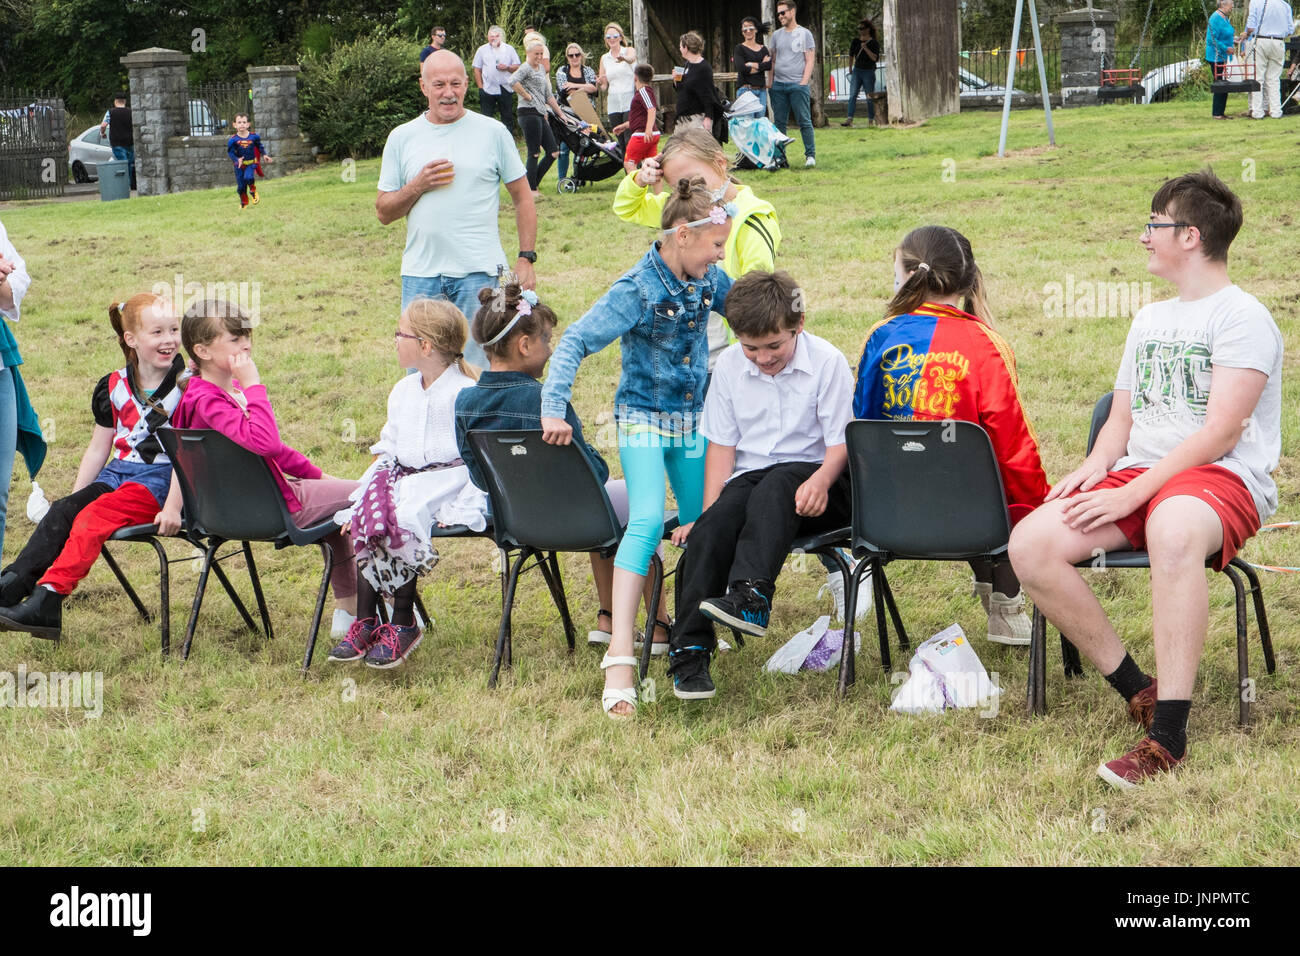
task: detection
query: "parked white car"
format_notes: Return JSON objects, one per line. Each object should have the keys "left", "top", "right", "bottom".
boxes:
{"left": 69, "top": 99, "right": 226, "bottom": 182}
{"left": 1141, "top": 59, "right": 1201, "bottom": 103}
{"left": 827, "top": 64, "right": 1026, "bottom": 100}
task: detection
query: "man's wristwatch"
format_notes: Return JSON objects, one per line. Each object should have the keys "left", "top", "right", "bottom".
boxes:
{"left": 517, "top": 250, "right": 537, "bottom": 264}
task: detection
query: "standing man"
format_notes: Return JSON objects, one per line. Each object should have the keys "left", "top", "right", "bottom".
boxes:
{"left": 770, "top": 0, "right": 817, "bottom": 167}
{"left": 420, "top": 26, "right": 448, "bottom": 63}
{"left": 472, "top": 25, "right": 521, "bottom": 136}
{"left": 98, "top": 92, "right": 136, "bottom": 191}
{"left": 376, "top": 50, "right": 538, "bottom": 370}
{"left": 1241, "top": 0, "right": 1294, "bottom": 118}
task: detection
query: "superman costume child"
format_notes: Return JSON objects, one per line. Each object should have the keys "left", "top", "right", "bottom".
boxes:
{"left": 227, "top": 130, "right": 267, "bottom": 207}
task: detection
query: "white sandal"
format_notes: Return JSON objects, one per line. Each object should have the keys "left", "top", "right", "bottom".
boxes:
{"left": 600, "top": 653, "right": 639, "bottom": 719}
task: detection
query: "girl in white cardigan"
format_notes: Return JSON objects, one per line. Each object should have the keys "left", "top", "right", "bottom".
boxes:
{"left": 329, "top": 299, "right": 487, "bottom": 668}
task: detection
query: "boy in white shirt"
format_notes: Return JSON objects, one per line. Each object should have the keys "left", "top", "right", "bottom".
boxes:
{"left": 667, "top": 270, "right": 854, "bottom": 700}
{"left": 1010, "top": 169, "right": 1283, "bottom": 789}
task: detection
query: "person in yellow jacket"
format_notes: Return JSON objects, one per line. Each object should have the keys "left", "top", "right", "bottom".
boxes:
{"left": 612, "top": 126, "right": 781, "bottom": 369}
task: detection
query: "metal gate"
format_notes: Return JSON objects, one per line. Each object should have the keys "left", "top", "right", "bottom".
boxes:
{"left": 0, "top": 90, "right": 67, "bottom": 201}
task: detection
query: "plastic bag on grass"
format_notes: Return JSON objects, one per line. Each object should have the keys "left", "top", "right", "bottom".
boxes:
{"left": 764, "top": 615, "right": 860, "bottom": 674}
{"left": 889, "top": 623, "right": 1001, "bottom": 715}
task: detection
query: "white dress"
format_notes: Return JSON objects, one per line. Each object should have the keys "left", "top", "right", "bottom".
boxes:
{"left": 338, "top": 366, "right": 489, "bottom": 589}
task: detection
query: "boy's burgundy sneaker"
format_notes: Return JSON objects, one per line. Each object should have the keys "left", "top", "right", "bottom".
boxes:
{"left": 326, "top": 616, "right": 380, "bottom": 663}
{"left": 1097, "top": 737, "right": 1182, "bottom": 790}
{"left": 1127, "top": 678, "right": 1158, "bottom": 729}
{"left": 363, "top": 623, "right": 423, "bottom": 669}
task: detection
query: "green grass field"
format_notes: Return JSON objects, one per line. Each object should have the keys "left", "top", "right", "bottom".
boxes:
{"left": 2, "top": 98, "right": 1298, "bottom": 865}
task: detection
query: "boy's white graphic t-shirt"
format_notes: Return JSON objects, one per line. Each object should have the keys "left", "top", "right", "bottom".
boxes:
{"left": 1114, "top": 283, "right": 1282, "bottom": 521}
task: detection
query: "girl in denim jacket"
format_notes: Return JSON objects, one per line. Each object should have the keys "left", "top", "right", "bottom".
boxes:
{"left": 540, "top": 177, "right": 733, "bottom": 718}
{"left": 454, "top": 282, "right": 668, "bottom": 653}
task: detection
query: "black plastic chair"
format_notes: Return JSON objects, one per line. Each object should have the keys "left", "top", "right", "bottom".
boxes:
{"left": 466, "top": 429, "right": 678, "bottom": 688}
{"left": 158, "top": 429, "right": 339, "bottom": 672}
{"left": 1026, "top": 393, "right": 1275, "bottom": 726}
{"left": 836, "top": 419, "right": 1014, "bottom": 696}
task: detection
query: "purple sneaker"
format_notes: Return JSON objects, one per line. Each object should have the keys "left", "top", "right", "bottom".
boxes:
{"left": 326, "top": 617, "right": 380, "bottom": 663}
{"left": 363, "top": 623, "right": 423, "bottom": 669}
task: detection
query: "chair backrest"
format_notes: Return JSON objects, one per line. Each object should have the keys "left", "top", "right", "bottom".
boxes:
{"left": 1086, "top": 391, "right": 1114, "bottom": 455}
{"left": 847, "top": 419, "right": 1011, "bottom": 560}
{"left": 466, "top": 429, "right": 621, "bottom": 552}
{"left": 159, "top": 429, "right": 296, "bottom": 542}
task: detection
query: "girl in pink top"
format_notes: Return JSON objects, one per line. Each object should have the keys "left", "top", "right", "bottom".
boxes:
{"left": 172, "top": 299, "right": 359, "bottom": 624}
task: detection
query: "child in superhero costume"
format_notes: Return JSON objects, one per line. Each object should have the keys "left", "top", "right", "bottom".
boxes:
{"left": 227, "top": 113, "right": 273, "bottom": 208}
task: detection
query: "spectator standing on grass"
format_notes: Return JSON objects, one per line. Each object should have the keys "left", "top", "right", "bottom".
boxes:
{"left": 673, "top": 31, "right": 718, "bottom": 134}
{"left": 555, "top": 43, "right": 599, "bottom": 183}
{"left": 511, "top": 40, "right": 564, "bottom": 198}
{"left": 420, "top": 26, "right": 448, "bottom": 63}
{"left": 1207, "top": 1, "right": 1238, "bottom": 120}
{"left": 473, "top": 25, "right": 521, "bottom": 136}
{"left": 770, "top": 0, "right": 817, "bottom": 166}
{"left": 0, "top": 220, "right": 44, "bottom": 562}
{"left": 376, "top": 49, "right": 538, "bottom": 372}
{"left": 1242, "top": 0, "right": 1294, "bottom": 118}
{"left": 598, "top": 22, "right": 638, "bottom": 150}
{"left": 840, "top": 19, "right": 879, "bottom": 127}
{"left": 733, "top": 17, "right": 772, "bottom": 117}
{"left": 99, "top": 93, "right": 137, "bottom": 190}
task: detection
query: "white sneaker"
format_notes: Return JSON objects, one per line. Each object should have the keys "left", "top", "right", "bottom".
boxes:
{"left": 330, "top": 608, "right": 356, "bottom": 640}
{"left": 819, "top": 565, "right": 872, "bottom": 622}
{"left": 987, "top": 590, "right": 1032, "bottom": 646}
{"left": 804, "top": 156, "right": 817, "bottom": 168}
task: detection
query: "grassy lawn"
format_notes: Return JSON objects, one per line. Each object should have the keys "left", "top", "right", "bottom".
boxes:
{"left": 1, "top": 98, "right": 1298, "bottom": 865}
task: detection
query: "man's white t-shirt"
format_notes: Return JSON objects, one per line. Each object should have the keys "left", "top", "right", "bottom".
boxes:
{"left": 377, "top": 110, "right": 526, "bottom": 279}
{"left": 1114, "top": 284, "right": 1283, "bottom": 521}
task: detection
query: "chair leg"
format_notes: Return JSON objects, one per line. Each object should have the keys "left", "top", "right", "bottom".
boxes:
{"left": 1027, "top": 605, "right": 1048, "bottom": 716}
{"left": 301, "top": 540, "right": 333, "bottom": 675}
{"left": 811, "top": 548, "right": 854, "bottom": 696}
{"left": 1232, "top": 558, "right": 1275, "bottom": 675}
{"left": 181, "top": 540, "right": 220, "bottom": 660}
{"left": 489, "top": 548, "right": 531, "bottom": 688}
{"left": 414, "top": 592, "right": 431, "bottom": 631}
{"left": 144, "top": 537, "right": 171, "bottom": 657}
{"left": 209, "top": 557, "right": 260, "bottom": 634}
{"left": 242, "top": 541, "right": 275, "bottom": 640}
{"left": 1222, "top": 563, "right": 1251, "bottom": 727}
{"left": 870, "top": 558, "right": 891, "bottom": 674}
{"left": 100, "top": 546, "right": 152, "bottom": 622}
{"left": 878, "top": 568, "right": 909, "bottom": 652}
{"left": 641, "top": 552, "right": 664, "bottom": 682}
{"left": 537, "top": 551, "right": 576, "bottom": 652}
{"left": 1061, "top": 634, "right": 1084, "bottom": 677}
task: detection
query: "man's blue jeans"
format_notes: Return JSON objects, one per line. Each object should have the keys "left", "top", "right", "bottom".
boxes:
{"left": 770, "top": 81, "right": 814, "bottom": 159}
{"left": 111, "top": 145, "right": 137, "bottom": 190}
{"left": 401, "top": 272, "right": 495, "bottom": 370}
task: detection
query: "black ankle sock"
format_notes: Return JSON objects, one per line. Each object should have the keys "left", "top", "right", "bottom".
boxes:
{"left": 1104, "top": 653, "right": 1152, "bottom": 701}
{"left": 391, "top": 581, "right": 417, "bottom": 628}
{"left": 1149, "top": 699, "right": 1191, "bottom": 759}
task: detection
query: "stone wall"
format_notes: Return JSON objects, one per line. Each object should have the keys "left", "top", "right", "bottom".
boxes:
{"left": 1058, "top": 7, "right": 1118, "bottom": 107}
{"left": 122, "top": 48, "right": 314, "bottom": 196}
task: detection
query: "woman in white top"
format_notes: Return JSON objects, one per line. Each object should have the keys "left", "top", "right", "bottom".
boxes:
{"left": 598, "top": 21, "right": 637, "bottom": 150}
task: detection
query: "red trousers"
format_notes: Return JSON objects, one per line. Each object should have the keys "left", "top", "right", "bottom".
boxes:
{"left": 39, "top": 482, "right": 159, "bottom": 595}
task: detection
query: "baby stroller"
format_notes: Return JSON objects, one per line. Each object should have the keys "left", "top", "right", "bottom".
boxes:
{"left": 727, "top": 90, "right": 793, "bottom": 171}
{"left": 548, "top": 106, "right": 625, "bottom": 193}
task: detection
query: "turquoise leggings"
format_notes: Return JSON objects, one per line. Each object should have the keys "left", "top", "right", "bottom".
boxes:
{"left": 615, "top": 428, "right": 706, "bottom": 575}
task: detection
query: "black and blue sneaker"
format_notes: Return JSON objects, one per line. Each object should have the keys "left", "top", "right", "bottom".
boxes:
{"left": 667, "top": 645, "right": 715, "bottom": 700}
{"left": 698, "top": 580, "right": 773, "bottom": 638}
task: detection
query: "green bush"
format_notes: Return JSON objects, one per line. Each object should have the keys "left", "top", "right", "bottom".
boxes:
{"left": 1175, "top": 61, "right": 1212, "bottom": 101}
{"left": 300, "top": 34, "right": 437, "bottom": 159}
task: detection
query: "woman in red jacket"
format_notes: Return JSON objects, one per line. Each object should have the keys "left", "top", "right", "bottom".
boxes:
{"left": 854, "top": 225, "right": 1048, "bottom": 645}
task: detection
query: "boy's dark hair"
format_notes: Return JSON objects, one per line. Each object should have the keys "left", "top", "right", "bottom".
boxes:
{"left": 634, "top": 63, "right": 654, "bottom": 84}
{"left": 725, "top": 270, "right": 804, "bottom": 337}
{"left": 114, "top": 92, "right": 127, "bottom": 103}
{"left": 1151, "top": 168, "right": 1242, "bottom": 263}
{"left": 473, "top": 281, "right": 557, "bottom": 358}
{"left": 234, "top": 112, "right": 248, "bottom": 122}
